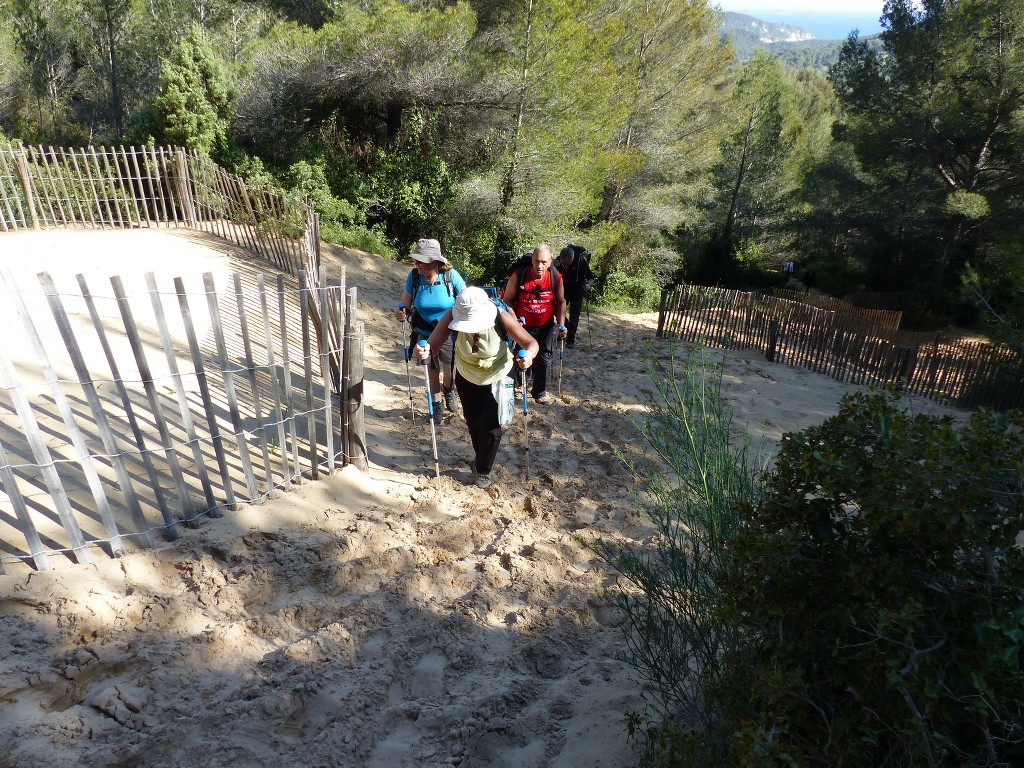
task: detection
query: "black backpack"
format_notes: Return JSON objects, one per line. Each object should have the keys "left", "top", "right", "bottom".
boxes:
{"left": 512, "top": 254, "right": 559, "bottom": 300}
{"left": 560, "top": 244, "right": 590, "bottom": 283}
{"left": 410, "top": 269, "right": 456, "bottom": 303}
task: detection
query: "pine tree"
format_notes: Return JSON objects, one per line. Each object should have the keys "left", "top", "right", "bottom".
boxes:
{"left": 153, "top": 23, "right": 234, "bottom": 155}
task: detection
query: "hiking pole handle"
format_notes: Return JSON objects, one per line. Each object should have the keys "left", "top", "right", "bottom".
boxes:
{"left": 417, "top": 338, "right": 429, "bottom": 366}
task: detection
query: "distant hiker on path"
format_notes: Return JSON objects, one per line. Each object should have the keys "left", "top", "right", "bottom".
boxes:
{"left": 803, "top": 269, "right": 817, "bottom": 294}
{"left": 416, "top": 287, "right": 539, "bottom": 488}
{"left": 557, "top": 245, "right": 595, "bottom": 350}
{"left": 502, "top": 244, "right": 567, "bottom": 404}
{"left": 395, "top": 238, "right": 466, "bottom": 422}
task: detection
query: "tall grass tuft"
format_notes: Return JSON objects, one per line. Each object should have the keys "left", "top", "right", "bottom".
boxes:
{"left": 593, "top": 344, "right": 767, "bottom": 763}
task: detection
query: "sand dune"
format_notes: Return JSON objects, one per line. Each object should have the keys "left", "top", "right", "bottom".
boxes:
{"left": 0, "top": 235, "right": 966, "bottom": 767}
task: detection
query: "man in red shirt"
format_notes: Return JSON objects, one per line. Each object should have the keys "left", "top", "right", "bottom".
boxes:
{"left": 502, "top": 244, "right": 568, "bottom": 404}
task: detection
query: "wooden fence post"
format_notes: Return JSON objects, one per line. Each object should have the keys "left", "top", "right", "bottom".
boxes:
{"left": 13, "top": 151, "right": 39, "bottom": 229}
{"left": 299, "top": 271, "right": 319, "bottom": 480}
{"left": 174, "top": 150, "right": 197, "bottom": 227}
{"left": 276, "top": 274, "right": 301, "bottom": 481}
{"left": 173, "top": 276, "right": 236, "bottom": 512}
{"left": 766, "top": 317, "right": 780, "bottom": 363}
{"left": 346, "top": 318, "right": 368, "bottom": 471}
{"left": 203, "top": 271, "right": 259, "bottom": 499}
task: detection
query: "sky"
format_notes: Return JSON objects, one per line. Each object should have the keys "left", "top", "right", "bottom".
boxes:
{"left": 715, "top": 1, "right": 886, "bottom": 38}
{"left": 716, "top": 1, "right": 883, "bottom": 11}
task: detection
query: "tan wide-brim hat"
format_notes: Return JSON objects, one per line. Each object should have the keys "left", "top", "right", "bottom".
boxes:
{"left": 448, "top": 287, "right": 498, "bottom": 333}
{"left": 410, "top": 238, "right": 447, "bottom": 264}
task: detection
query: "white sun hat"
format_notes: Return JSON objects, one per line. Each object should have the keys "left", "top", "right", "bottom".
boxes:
{"left": 410, "top": 238, "right": 447, "bottom": 264}
{"left": 448, "top": 287, "right": 498, "bottom": 333}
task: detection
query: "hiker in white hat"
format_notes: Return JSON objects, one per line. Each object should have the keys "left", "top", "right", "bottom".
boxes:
{"left": 416, "top": 287, "right": 538, "bottom": 487}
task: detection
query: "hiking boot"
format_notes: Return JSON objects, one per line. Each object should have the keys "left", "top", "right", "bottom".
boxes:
{"left": 443, "top": 387, "right": 458, "bottom": 413}
{"left": 431, "top": 402, "right": 443, "bottom": 425}
{"left": 474, "top": 472, "right": 493, "bottom": 489}
{"left": 534, "top": 391, "right": 550, "bottom": 404}
{"left": 566, "top": 341, "right": 575, "bottom": 349}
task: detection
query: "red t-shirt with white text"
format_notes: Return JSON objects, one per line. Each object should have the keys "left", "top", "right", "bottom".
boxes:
{"left": 512, "top": 267, "right": 560, "bottom": 327}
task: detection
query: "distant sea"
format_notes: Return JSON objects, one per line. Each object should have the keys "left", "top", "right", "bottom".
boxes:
{"left": 750, "top": 14, "right": 884, "bottom": 40}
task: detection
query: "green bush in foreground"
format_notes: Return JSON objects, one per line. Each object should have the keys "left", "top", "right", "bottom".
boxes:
{"left": 720, "top": 392, "right": 1024, "bottom": 767}
{"left": 600, "top": 349, "right": 1024, "bottom": 767}
{"left": 593, "top": 345, "right": 767, "bottom": 762}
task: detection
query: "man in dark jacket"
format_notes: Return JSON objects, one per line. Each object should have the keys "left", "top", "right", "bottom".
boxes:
{"left": 557, "top": 245, "right": 595, "bottom": 349}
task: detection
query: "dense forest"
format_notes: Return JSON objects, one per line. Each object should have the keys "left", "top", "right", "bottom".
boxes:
{"left": 0, "top": 0, "right": 1022, "bottom": 339}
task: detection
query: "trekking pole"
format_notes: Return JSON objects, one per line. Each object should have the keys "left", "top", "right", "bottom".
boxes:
{"left": 557, "top": 325, "right": 565, "bottom": 397}
{"left": 515, "top": 316, "right": 527, "bottom": 394}
{"left": 585, "top": 298, "right": 592, "bottom": 350}
{"left": 518, "top": 349, "right": 529, "bottom": 480}
{"left": 399, "top": 304, "right": 415, "bottom": 422}
{"left": 418, "top": 340, "right": 441, "bottom": 489}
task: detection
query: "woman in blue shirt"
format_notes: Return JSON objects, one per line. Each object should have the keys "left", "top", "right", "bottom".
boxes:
{"left": 394, "top": 238, "right": 466, "bottom": 421}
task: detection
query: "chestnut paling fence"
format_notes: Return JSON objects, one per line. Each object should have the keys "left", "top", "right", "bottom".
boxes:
{"left": 772, "top": 288, "right": 904, "bottom": 329}
{"left": 657, "top": 284, "right": 1024, "bottom": 412}
{"left": 0, "top": 145, "right": 367, "bottom": 572}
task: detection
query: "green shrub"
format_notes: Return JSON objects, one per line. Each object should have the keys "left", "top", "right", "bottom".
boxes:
{"left": 367, "top": 108, "right": 457, "bottom": 249}
{"left": 600, "top": 355, "right": 1024, "bottom": 767}
{"left": 719, "top": 391, "right": 1024, "bottom": 767}
{"left": 153, "top": 25, "right": 235, "bottom": 157}
{"left": 319, "top": 221, "right": 395, "bottom": 257}
{"left": 593, "top": 345, "right": 767, "bottom": 764}
{"left": 602, "top": 265, "right": 663, "bottom": 311}
{"left": 285, "top": 160, "right": 359, "bottom": 227}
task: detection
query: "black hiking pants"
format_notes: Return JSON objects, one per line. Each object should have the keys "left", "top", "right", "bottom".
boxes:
{"left": 524, "top": 319, "right": 555, "bottom": 397}
{"left": 565, "top": 291, "right": 584, "bottom": 346}
{"left": 455, "top": 371, "right": 503, "bottom": 475}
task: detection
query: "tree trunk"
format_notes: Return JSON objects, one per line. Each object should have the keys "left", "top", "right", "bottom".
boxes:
{"left": 105, "top": 7, "right": 124, "bottom": 136}
{"left": 492, "top": 0, "right": 535, "bottom": 275}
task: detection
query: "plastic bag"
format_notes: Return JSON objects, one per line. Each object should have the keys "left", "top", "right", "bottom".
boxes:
{"left": 492, "top": 375, "right": 515, "bottom": 426}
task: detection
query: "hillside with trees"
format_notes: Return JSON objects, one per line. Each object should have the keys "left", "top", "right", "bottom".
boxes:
{"left": 719, "top": 11, "right": 884, "bottom": 71}
{"left": 0, "top": 0, "right": 1021, "bottom": 335}
{"left": 2, "top": 3, "right": 1022, "bottom": 767}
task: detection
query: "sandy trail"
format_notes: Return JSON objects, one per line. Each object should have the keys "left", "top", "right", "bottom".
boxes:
{"left": 0, "top": 234, "right": 966, "bottom": 768}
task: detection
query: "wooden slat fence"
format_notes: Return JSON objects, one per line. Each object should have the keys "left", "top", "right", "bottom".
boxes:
{"left": 0, "top": 143, "right": 348, "bottom": 393}
{"left": 658, "top": 284, "right": 1024, "bottom": 412}
{"left": 773, "top": 288, "right": 903, "bottom": 329}
{"left": 844, "top": 290, "right": 915, "bottom": 314}
{"left": 0, "top": 266, "right": 367, "bottom": 573}
{"left": 0, "top": 144, "right": 370, "bottom": 572}
{"left": 0, "top": 144, "right": 315, "bottom": 279}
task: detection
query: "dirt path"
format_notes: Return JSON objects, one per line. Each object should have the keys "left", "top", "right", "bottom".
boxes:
{"left": 0, "top": 235, "right": 968, "bottom": 768}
